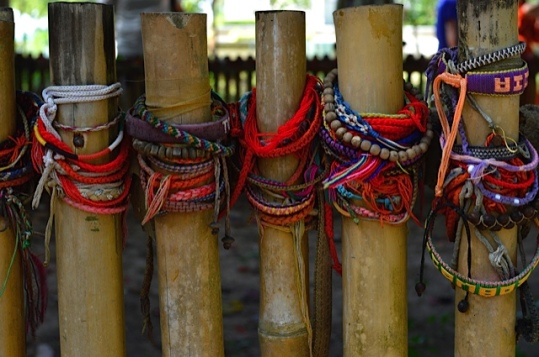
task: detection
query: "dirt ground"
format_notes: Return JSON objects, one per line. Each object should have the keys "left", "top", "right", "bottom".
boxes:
{"left": 25, "top": 187, "right": 539, "bottom": 357}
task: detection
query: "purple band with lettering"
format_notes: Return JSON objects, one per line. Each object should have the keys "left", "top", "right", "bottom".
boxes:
{"left": 465, "top": 62, "right": 529, "bottom": 96}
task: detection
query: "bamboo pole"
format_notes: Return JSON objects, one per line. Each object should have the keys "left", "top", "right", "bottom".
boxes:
{"left": 48, "top": 3, "right": 126, "bottom": 356}
{"left": 455, "top": 2, "right": 520, "bottom": 355}
{"left": 0, "top": 7, "right": 25, "bottom": 357}
{"left": 140, "top": 13, "right": 224, "bottom": 356}
{"left": 255, "top": 10, "right": 311, "bottom": 356}
{"left": 333, "top": 5, "right": 407, "bottom": 356}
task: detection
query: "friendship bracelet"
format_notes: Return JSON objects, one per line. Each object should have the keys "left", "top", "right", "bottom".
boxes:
{"left": 424, "top": 200, "right": 539, "bottom": 298}
{"left": 426, "top": 235, "right": 539, "bottom": 297}
{"left": 332, "top": 198, "right": 409, "bottom": 224}
{"left": 132, "top": 138, "right": 212, "bottom": 159}
{"left": 146, "top": 154, "right": 214, "bottom": 177}
{"left": 34, "top": 114, "right": 125, "bottom": 162}
{"left": 456, "top": 42, "right": 527, "bottom": 74}
{"left": 127, "top": 92, "right": 230, "bottom": 143}
{"left": 451, "top": 135, "right": 528, "bottom": 160}
{"left": 128, "top": 93, "right": 232, "bottom": 156}
{"left": 466, "top": 61, "right": 529, "bottom": 96}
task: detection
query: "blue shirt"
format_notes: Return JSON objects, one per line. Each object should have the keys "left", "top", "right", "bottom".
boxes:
{"left": 436, "top": 0, "right": 458, "bottom": 50}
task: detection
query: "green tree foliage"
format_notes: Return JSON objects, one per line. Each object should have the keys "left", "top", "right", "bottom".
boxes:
{"left": 10, "top": 0, "right": 85, "bottom": 18}
{"left": 401, "top": 0, "right": 437, "bottom": 26}
{"left": 270, "top": 0, "right": 310, "bottom": 9}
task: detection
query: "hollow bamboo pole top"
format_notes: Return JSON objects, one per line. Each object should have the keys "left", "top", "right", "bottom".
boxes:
{"left": 334, "top": 5, "right": 403, "bottom": 114}
{"left": 48, "top": 2, "right": 117, "bottom": 152}
{"left": 455, "top": 1, "right": 519, "bottom": 356}
{"left": 141, "top": 12, "right": 211, "bottom": 123}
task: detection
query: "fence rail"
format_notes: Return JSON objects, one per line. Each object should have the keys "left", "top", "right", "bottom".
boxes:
{"left": 15, "top": 53, "right": 430, "bottom": 105}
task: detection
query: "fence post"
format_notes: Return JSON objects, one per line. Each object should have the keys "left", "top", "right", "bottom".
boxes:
{"left": 255, "top": 10, "right": 311, "bottom": 356}
{"left": 47, "top": 3, "right": 126, "bottom": 356}
{"left": 455, "top": 2, "right": 520, "bottom": 355}
{"left": 333, "top": 5, "right": 408, "bottom": 356}
{"left": 139, "top": 12, "right": 225, "bottom": 356}
{"left": 0, "top": 7, "right": 24, "bottom": 357}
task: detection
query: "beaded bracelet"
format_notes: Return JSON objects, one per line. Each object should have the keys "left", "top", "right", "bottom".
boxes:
{"left": 466, "top": 201, "right": 539, "bottom": 231}
{"left": 322, "top": 68, "right": 433, "bottom": 163}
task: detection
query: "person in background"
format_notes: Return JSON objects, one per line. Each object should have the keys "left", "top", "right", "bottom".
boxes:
{"left": 436, "top": 0, "right": 457, "bottom": 50}
{"left": 519, "top": 0, "right": 539, "bottom": 104}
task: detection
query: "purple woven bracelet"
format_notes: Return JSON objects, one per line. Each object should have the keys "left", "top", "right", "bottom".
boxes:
{"left": 320, "top": 127, "right": 361, "bottom": 159}
{"left": 466, "top": 62, "right": 529, "bottom": 96}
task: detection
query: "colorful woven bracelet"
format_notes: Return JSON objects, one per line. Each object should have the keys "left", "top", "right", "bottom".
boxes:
{"left": 466, "top": 61, "right": 529, "bottom": 96}
{"left": 426, "top": 234, "right": 539, "bottom": 297}
{"left": 424, "top": 206, "right": 539, "bottom": 297}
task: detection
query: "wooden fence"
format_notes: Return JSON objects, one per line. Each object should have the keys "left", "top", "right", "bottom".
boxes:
{"left": 15, "top": 53, "right": 430, "bottom": 106}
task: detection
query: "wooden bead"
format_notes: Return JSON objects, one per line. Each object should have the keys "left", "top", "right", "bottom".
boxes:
{"left": 330, "top": 120, "right": 342, "bottom": 130}
{"left": 482, "top": 214, "right": 496, "bottom": 229}
{"left": 419, "top": 142, "right": 429, "bottom": 153}
{"left": 323, "top": 87, "right": 334, "bottom": 96}
{"left": 351, "top": 136, "right": 362, "bottom": 148}
{"left": 323, "top": 94, "right": 334, "bottom": 104}
{"left": 380, "top": 148, "right": 390, "bottom": 160}
{"left": 336, "top": 127, "right": 347, "bottom": 139}
{"left": 324, "top": 103, "right": 335, "bottom": 112}
{"left": 426, "top": 129, "right": 434, "bottom": 139}
{"left": 157, "top": 145, "right": 167, "bottom": 158}
{"left": 398, "top": 150, "right": 408, "bottom": 162}
{"left": 369, "top": 144, "right": 381, "bottom": 156}
{"left": 467, "top": 211, "right": 481, "bottom": 225}
{"left": 181, "top": 148, "right": 189, "bottom": 159}
{"left": 497, "top": 214, "right": 510, "bottom": 227}
{"left": 360, "top": 139, "right": 372, "bottom": 152}
{"left": 389, "top": 151, "right": 399, "bottom": 162}
{"left": 510, "top": 210, "right": 524, "bottom": 224}
{"left": 325, "top": 111, "right": 337, "bottom": 123}
{"left": 406, "top": 148, "right": 416, "bottom": 160}
{"left": 342, "top": 132, "right": 353, "bottom": 143}
{"left": 413, "top": 145, "right": 422, "bottom": 156}
{"left": 521, "top": 205, "right": 536, "bottom": 219}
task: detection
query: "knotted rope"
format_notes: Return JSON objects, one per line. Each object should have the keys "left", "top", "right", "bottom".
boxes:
{"left": 31, "top": 83, "right": 130, "bottom": 265}
{"left": 229, "top": 74, "right": 332, "bottom": 356}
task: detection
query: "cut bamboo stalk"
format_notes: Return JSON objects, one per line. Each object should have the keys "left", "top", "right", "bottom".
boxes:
{"left": 0, "top": 7, "right": 25, "bottom": 357}
{"left": 333, "top": 5, "right": 407, "bottom": 356}
{"left": 255, "top": 10, "right": 311, "bottom": 357}
{"left": 455, "top": 2, "right": 520, "bottom": 356}
{"left": 140, "top": 13, "right": 224, "bottom": 356}
{"left": 48, "top": 3, "right": 126, "bottom": 356}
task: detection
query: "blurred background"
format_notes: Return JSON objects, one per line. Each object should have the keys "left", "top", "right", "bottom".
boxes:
{"left": 5, "top": 0, "right": 439, "bottom": 59}
{"left": 2, "top": 0, "right": 442, "bottom": 109}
